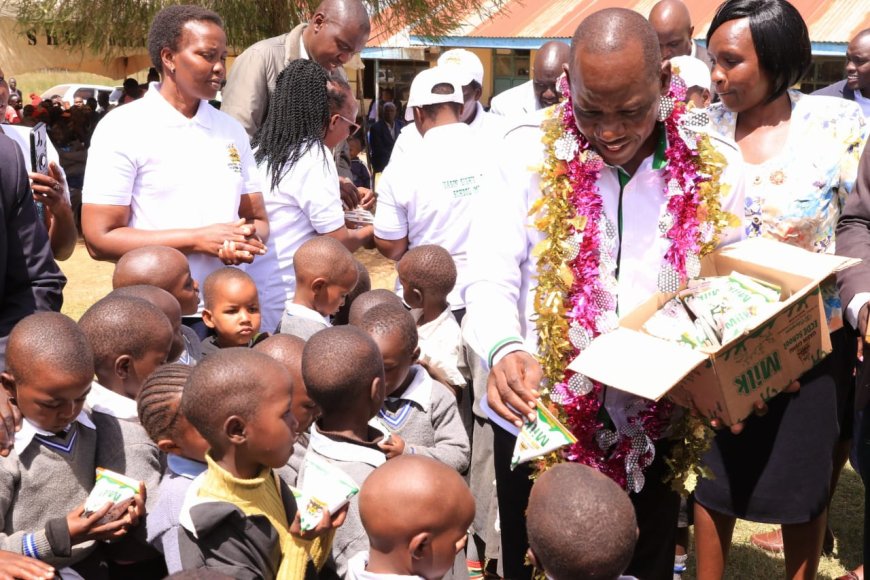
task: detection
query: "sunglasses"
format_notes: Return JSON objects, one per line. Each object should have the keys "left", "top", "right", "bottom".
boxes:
{"left": 335, "top": 113, "right": 360, "bottom": 134}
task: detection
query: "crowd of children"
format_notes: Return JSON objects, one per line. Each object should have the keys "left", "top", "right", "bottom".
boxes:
{"left": 0, "top": 236, "right": 640, "bottom": 580}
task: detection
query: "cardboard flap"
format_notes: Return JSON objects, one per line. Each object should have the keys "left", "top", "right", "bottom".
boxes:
{"left": 569, "top": 328, "right": 708, "bottom": 401}
{"left": 717, "top": 239, "right": 860, "bottom": 283}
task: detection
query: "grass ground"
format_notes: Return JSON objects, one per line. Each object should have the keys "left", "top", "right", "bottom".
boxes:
{"left": 59, "top": 241, "right": 864, "bottom": 579}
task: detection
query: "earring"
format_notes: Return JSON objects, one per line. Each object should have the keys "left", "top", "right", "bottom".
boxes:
{"left": 658, "top": 95, "right": 675, "bottom": 122}
{"left": 169, "top": 66, "right": 175, "bottom": 75}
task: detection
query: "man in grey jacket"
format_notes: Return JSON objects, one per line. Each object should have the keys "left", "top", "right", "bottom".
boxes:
{"left": 222, "top": 0, "right": 370, "bottom": 140}
{"left": 222, "top": 0, "right": 371, "bottom": 207}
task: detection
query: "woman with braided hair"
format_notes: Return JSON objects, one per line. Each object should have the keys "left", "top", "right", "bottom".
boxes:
{"left": 247, "top": 59, "right": 374, "bottom": 332}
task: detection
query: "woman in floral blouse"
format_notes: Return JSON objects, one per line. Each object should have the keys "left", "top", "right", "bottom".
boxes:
{"left": 694, "top": 1, "right": 866, "bottom": 579}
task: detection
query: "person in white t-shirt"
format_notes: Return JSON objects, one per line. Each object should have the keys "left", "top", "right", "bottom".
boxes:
{"left": 389, "top": 49, "right": 506, "bottom": 168}
{"left": 374, "top": 66, "right": 495, "bottom": 318}
{"left": 82, "top": 6, "right": 268, "bottom": 335}
{"left": 244, "top": 59, "right": 374, "bottom": 333}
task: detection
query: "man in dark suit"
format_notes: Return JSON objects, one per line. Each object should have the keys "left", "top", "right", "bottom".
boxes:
{"left": 814, "top": 28, "right": 870, "bottom": 117}
{"left": 835, "top": 134, "right": 870, "bottom": 580}
{"left": 369, "top": 102, "right": 403, "bottom": 174}
{"left": 648, "top": 0, "right": 710, "bottom": 69}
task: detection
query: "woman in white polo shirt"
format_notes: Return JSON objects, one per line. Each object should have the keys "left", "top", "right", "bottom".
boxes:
{"left": 82, "top": 5, "right": 268, "bottom": 334}
{"left": 245, "top": 59, "right": 373, "bottom": 333}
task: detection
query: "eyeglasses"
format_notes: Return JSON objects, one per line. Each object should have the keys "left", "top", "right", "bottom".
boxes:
{"left": 335, "top": 113, "right": 360, "bottom": 134}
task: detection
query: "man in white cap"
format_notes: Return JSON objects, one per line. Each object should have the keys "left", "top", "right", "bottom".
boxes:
{"left": 389, "top": 49, "right": 505, "bottom": 166}
{"left": 670, "top": 54, "right": 711, "bottom": 108}
{"left": 373, "top": 65, "right": 494, "bottom": 318}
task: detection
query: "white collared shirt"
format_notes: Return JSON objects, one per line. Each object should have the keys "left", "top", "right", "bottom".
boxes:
{"left": 283, "top": 302, "right": 331, "bottom": 326}
{"left": 308, "top": 423, "right": 387, "bottom": 468}
{"left": 83, "top": 82, "right": 261, "bottom": 311}
{"left": 387, "top": 365, "right": 432, "bottom": 411}
{"left": 245, "top": 146, "right": 344, "bottom": 333}
{"left": 85, "top": 381, "right": 139, "bottom": 422}
{"left": 412, "top": 309, "right": 466, "bottom": 387}
{"left": 489, "top": 80, "right": 539, "bottom": 119}
{"left": 345, "top": 551, "right": 425, "bottom": 580}
{"left": 14, "top": 411, "right": 95, "bottom": 455}
{"left": 463, "top": 110, "right": 744, "bottom": 431}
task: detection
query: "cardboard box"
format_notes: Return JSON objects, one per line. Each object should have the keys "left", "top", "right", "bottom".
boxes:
{"left": 569, "top": 238, "right": 858, "bottom": 425}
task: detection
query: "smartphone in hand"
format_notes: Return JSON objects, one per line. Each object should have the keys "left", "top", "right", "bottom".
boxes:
{"left": 29, "top": 123, "right": 48, "bottom": 222}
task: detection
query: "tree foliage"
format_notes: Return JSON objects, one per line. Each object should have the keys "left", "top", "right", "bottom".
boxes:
{"left": 11, "top": 0, "right": 505, "bottom": 56}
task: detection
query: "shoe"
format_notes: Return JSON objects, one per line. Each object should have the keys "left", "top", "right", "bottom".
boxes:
{"left": 750, "top": 528, "right": 783, "bottom": 553}
{"left": 751, "top": 526, "right": 835, "bottom": 555}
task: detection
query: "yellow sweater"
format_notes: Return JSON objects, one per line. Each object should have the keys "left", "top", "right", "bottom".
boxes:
{"left": 198, "top": 455, "right": 332, "bottom": 579}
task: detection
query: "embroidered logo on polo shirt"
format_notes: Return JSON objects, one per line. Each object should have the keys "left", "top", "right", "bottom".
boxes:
{"left": 226, "top": 143, "right": 242, "bottom": 174}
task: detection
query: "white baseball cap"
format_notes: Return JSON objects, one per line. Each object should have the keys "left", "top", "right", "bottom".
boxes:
{"left": 437, "top": 48, "right": 484, "bottom": 87}
{"left": 670, "top": 55, "right": 711, "bottom": 91}
{"left": 404, "top": 67, "right": 464, "bottom": 121}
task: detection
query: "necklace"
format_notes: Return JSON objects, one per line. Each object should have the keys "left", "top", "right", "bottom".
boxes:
{"left": 533, "top": 76, "right": 731, "bottom": 493}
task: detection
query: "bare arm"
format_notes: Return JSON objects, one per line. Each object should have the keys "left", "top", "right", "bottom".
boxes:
{"left": 238, "top": 192, "right": 269, "bottom": 245}
{"left": 374, "top": 235, "right": 408, "bottom": 261}
{"left": 323, "top": 224, "right": 374, "bottom": 253}
{"left": 81, "top": 204, "right": 265, "bottom": 262}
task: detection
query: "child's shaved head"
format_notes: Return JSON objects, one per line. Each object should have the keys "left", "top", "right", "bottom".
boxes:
{"left": 397, "top": 245, "right": 457, "bottom": 299}
{"left": 113, "top": 245, "right": 199, "bottom": 315}
{"left": 182, "top": 349, "right": 288, "bottom": 448}
{"left": 360, "top": 302, "right": 418, "bottom": 355}
{"left": 301, "top": 326, "right": 383, "bottom": 417}
{"left": 78, "top": 295, "right": 173, "bottom": 372}
{"left": 202, "top": 267, "right": 257, "bottom": 311}
{"left": 333, "top": 259, "right": 372, "bottom": 326}
{"left": 6, "top": 312, "right": 93, "bottom": 384}
{"left": 348, "top": 289, "right": 404, "bottom": 327}
{"left": 294, "top": 236, "right": 357, "bottom": 285}
{"left": 360, "top": 455, "right": 474, "bottom": 578}
{"left": 527, "top": 463, "right": 637, "bottom": 580}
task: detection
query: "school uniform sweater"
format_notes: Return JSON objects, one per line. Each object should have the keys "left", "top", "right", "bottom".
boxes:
{"left": 148, "top": 455, "right": 206, "bottom": 574}
{"left": 279, "top": 303, "right": 330, "bottom": 340}
{"left": 379, "top": 366, "right": 470, "bottom": 473}
{"left": 179, "top": 455, "right": 331, "bottom": 580}
{"left": 300, "top": 424, "right": 387, "bottom": 578}
{"left": 0, "top": 413, "right": 97, "bottom": 566}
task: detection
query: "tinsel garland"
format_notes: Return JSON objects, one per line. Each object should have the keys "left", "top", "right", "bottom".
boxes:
{"left": 532, "top": 78, "right": 731, "bottom": 494}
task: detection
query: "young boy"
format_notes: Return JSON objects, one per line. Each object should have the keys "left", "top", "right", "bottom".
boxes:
{"left": 348, "top": 455, "right": 475, "bottom": 580}
{"left": 254, "top": 334, "right": 321, "bottom": 483}
{"left": 0, "top": 313, "right": 143, "bottom": 576}
{"left": 300, "top": 326, "right": 387, "bottom": 577}
{"left": 177, "top": 349, "right": 339, "bottom": 579}
{"left": 78, "top": 294, "right": 174, "bottom": 575}
{"left": 200, "top": 267, "right": 266, "bottom": 355}
{"left": 79, "top": 295, "right": 173, "bottom": 421}
{"left": 280, "top": 237, "right": 358, "bottom": 339}
{"left": 333, "top": 259, "right": 372, "bottom": 326}
{"left": 526, "top": 463, "right": 639, "bottom": 580}
{"left": 396, "top": 245, "right": 467, "bottom": 388}
{"left": 347, "top": 289, "right": 404, "bottom": 327}
{"left": 112, "top": 245, "right": 202, "bottom": 363}
{"left": 359, "top": 303, "right": 469, "bottom": 474}
{"left": 112, "top": 284, "right": 194, "bottom": 365}
{"left": 138, "top": 363, "right": 209, "bottom": 574}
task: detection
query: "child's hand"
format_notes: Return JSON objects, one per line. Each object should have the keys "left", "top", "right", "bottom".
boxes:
{"left": 289, "top": 504, "right": 349, "bottom": 540}
{"left": 0, "top": 390, "right": 22, "bottom": 457}
{"left": 0, "top": 550, "right": 55, "bottom": 580}
{"left": 67, "top": 485, "right": 146, "bottom": 544}
{"left": 379, "top": 433, "right": 405, "bottom": 458}
{"left": 66, "top": 503, "right": 130, "bottom": 544}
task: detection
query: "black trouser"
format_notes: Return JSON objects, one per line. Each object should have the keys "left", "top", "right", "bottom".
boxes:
{"left": 492, "top": 422, "right": 681, "bottom": 580}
